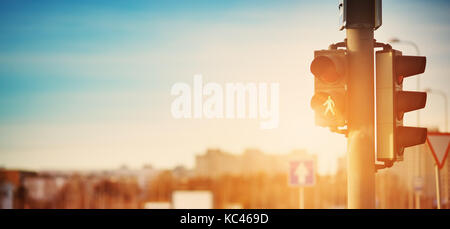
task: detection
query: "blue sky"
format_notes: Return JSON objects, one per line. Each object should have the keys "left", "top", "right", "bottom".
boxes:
{"left": 0, "top": 0, "right": 449, "bottom": 173}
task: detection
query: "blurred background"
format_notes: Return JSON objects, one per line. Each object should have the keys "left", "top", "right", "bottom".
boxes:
{"left": 0, "top": 0, "right": 449, "bottom": 209}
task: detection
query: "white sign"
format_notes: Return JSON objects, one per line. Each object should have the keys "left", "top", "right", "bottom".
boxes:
{"left": 427, "top": 132, "right": 450, "bottom": 169}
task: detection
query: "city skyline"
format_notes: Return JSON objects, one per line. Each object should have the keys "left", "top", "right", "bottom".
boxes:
{"left": 0, "top": 0, "right": 449, "bottom": 172}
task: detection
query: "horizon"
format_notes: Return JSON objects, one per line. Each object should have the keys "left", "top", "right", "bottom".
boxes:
{"left": 1, "top": 0, "right": 449, "bottom": 176}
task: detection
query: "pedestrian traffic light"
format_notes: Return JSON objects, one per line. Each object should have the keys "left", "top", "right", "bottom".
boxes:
{"left": 310, "top": 49, "right": 348, "bottom": 129}
{"left": 376, "top": 49, "right": 427, "bottom": 163}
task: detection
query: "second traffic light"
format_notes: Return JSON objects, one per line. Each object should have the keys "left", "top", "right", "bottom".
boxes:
{"left": 310, "top": 49, "right": 348, "bottom": 129}
{"left": 376, "top": 49, "right": 427, "bottom": 163}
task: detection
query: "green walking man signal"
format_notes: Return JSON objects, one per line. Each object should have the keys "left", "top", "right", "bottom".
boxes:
{"left": 323, "top": 96, "right": 336, "bottom": 116}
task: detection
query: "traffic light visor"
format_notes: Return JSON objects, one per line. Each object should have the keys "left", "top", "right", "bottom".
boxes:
{"left": 395, "top": 56, "right": 426, "bottom": 78}
{"left": 397, "top": 126, "right": 427, "bottom": 148}
{"left": 397, "top": 91, "right": 427, "bottom": 120}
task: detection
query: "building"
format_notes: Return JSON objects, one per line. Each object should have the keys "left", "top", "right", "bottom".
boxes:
{"left": 0, "top": 169, "right": 37, "bottom": 209}
{"left": 195, "top": 148, "right": 317, "bottom": 177}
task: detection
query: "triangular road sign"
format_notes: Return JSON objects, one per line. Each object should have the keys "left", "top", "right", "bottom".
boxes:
{"left": 426, "top": 132, "right": 450, "bottom": 169}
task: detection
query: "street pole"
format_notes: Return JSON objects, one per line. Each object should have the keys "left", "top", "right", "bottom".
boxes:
{"left": 415, "top": 190, "right": 421, "bottom": 209}
{"left": 299, "top": 187, "right": 304, "bottom": 209}
{"left": 346, "top": 27, "right": 376, "bottom": 209}
{"left": 435, "top": 164, "right": 441, "bottom": 209}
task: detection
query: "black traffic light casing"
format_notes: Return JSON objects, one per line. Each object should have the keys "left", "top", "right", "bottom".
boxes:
{"left": 339, "top": 0, "right": 382, "bottom": 31}
{"left": 310, "top": 49, "right": 348, "bottom": 128}
{"left": 376, "top": 49, "right": 427, "bottom": 162}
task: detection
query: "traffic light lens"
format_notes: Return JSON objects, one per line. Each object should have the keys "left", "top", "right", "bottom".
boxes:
{"left": 310, "top": 56, "right": 340, "bottom": 83}
{"left": 311, "top": 92, "right": 342, "bottom": 120}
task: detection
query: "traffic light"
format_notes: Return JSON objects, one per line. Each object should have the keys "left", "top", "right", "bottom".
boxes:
{"left": 376, "top": 49, "right": 427, "bottom": 163}
{"left": 310, "top": 49, "right": 348, "bottom": 128}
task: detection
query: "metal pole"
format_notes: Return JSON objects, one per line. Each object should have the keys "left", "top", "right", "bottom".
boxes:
{"left": 415, "top": 192, "right": 421, "bottom": 209}
{"left": 299, "top": 187, "right": 305, "bottom": 209}
{"left": 346, "top": 27, "right": 376, "bottom": 209}
{"left": 299, "top": 187, "right": 304, "bottom": 209}
{"left": 435, "top": 164, "right": 441, "bottom": 209}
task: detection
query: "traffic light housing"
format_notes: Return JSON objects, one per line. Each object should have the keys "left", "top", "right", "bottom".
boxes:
{"left": 310, "top": 49, "right": 348, "bottom": 128}
{"left": 376, "top": 49, "right": 427, "bottom": 163}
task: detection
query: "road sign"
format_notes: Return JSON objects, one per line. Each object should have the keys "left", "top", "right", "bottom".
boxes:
{"left": 426, "top": 132, "right": 450, "bottom": 169}
{"left": 289, "top": 159, "right": 315, "bottom": 186}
